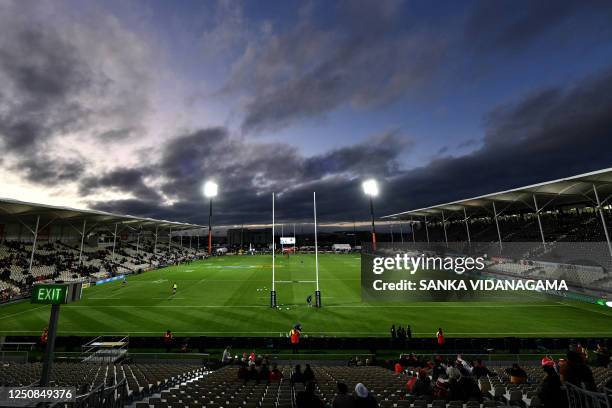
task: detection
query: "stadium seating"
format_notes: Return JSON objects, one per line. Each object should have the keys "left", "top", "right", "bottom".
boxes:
{"left": 128, "top": 360, "right": 612, "bottom": 408}
{"left": 0, "top": 238, "right": 207, "bottom": 302}
{"left": 0, "top": 361, "right": 205, "bottom": 406}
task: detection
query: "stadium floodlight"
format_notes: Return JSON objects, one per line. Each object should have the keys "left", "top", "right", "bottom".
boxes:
{"left": 203, "top": 181, "right": 218, "bottom": 255}
{"left": 362, "top": 179, "right": 378, "bottom": 250}
{"left": 203, "top": 181, "right": 218, "bottom": 198}
{"left": 362, "top": 179, "right": 379, "bottom": 196}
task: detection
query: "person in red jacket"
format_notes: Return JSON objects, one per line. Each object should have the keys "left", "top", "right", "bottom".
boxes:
{"left": 40, "top": 327, "right": 48, "bottom": 350}
{"left": 436, "top": 328, "right": 445, "bottom": 349}
{"left": 290, "top": 324, "right": 301, "bottom": 354}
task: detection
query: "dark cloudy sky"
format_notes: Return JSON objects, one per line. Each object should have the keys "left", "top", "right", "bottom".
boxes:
{"left": 1, "top": 0, "right": 612, "bottom": 226}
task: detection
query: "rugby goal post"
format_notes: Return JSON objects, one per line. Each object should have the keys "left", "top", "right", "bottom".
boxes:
{"left": 270, "top": 192, "right": 321, "bottom": 308}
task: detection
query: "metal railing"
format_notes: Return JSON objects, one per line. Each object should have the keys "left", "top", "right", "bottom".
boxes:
{"left": 566, "top": 382, "right": 611, "bottom": 408}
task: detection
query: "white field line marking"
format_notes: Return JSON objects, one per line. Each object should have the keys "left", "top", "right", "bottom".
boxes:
{"left": 0, "top": 305, "right": 47, "bottom": 320}
{"left": 55, "top": 304, "right": 575, "bottom": 308}
{"left": 0, "top": 330, "right": 611, "bottom": 336}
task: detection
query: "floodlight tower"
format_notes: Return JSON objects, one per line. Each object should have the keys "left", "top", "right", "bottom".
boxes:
{"left": 362, "top": 179, "right": 379, "bottom": 251}
{"left": 203, "top": 181, "right": 218, "bottom": 255}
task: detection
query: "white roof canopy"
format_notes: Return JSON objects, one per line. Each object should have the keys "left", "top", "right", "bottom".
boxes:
{"left": 383, "top": 167, "right": 612, "bottom": 220}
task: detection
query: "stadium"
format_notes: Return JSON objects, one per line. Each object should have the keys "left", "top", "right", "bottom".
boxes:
{"left": 0, "top": 169, "right": 611, "bottom": 407}
{"left": 2, "top": 1, "right": 612, "bottom": 407}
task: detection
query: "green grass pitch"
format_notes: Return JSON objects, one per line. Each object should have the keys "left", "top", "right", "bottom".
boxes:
{"left": 0, "top": 254, "right": 611, "bottom": 337}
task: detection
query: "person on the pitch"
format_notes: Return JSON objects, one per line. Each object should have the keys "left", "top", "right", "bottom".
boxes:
{"left": 122, "top": 276, "right": 127, "bottom": 286}
{"left": 172, "top": 282, "right": 177, "bottom": 296}
{"left": 306, "top": 294, "right": 313, "bottom": 307}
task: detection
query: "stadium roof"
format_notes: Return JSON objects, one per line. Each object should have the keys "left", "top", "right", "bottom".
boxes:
{"left": 0, "top": 197, "right": 203, "bottom": 230}
{"left": 383, "top": 167, "right": 612, "bottom": 220}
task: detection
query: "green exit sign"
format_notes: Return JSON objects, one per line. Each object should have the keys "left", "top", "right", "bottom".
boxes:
{"left": 31, "top": 284, "right": 68, "bottom": 304}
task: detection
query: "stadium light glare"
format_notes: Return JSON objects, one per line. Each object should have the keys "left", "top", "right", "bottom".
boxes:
{"left": 362, "top": 179, "right": 378, "bottom": 250}
{"left": 362, "top": 179, "right": 378, "bottom": 196}
{"left": 203, "top": 181, "right": 218, "bottom": 198}
{"left": 203, "top": 181, "right": 218, "bottom": 255}
{"left": 607, "top": 301, "right": 612, "bottom": 308}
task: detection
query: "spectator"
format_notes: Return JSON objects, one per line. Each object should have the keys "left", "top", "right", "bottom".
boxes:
{"left": 538, "top": 365, "right": 568, "bottom": 408}
{"left": 433, "top": 375, "right": 449, "bottom": 400}
{"left": 432, "top": 356, "right": 446, "bottom": 380}
{"left": 436, "top": 328, "right": 444, "bottom": 348}
{"left": 296, "top": 381, "right": 324, "bottom": 408}
{"left": 595, "top": 343, "right": 610, "bottom": 367}
{"left": 506, "top": 363, "right": 527, "bottom": 385}
{"left": 290, "top": 325, "right": 301, "bottom": 354}
{"left": 354, "top": 383, "right": 378, "bottom": 408}
{"left": 471, "top": 359, "right": 491, "bottom": 378}
{"left": 39, "top": 327, "right": 48, "bottom": 349}
{"left": 406, "top": 325, "right": 412, "bottom": 341}
{"left": 291, "top": 364, "right": 305, "bottom": 384}
{"left": 390, "top": 324, "right": 396, "bottom": 340}
{"left": 406, "top": 373, "right": 417, "bottom": 394}
{"left": 333, "top": 382, "right": 355, "bottom": 408}
{"left": 576, "top": 342, "right": 588, "bottom": 363}
{"left": 303, "top": 364, "right": 315, "bottom": 382}
{"left": 237, "top": 364, "right": 248, "bottom": 381}
{"left": 222, "top": 346, "right": 233, "bottom": 365}
{"left": 163, "top": 329, "right": 173, "bottom": 352}
{"left": 247, "top": 365, "right": 259, "bottom": 382}
{"left": 561, "top": 350, "right": 596, "bottom": 391}
{"left": 446, "top": 361, "right": 461, "bottom": 381}
{"left": 412, "top": 369, "right": 433, "bottom": 398}
{"left": 406, "top": 353, "right": 419, "bottom": 367}
{"left": 269, "top": 364, "right": 284, "bottom": 382}
{"left": 259, "top": 364, "right": 270, "bottom": 384}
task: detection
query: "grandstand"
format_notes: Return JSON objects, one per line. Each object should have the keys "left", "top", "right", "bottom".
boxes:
{"left": 382, "top": 168, "right": 612, "bottom": 299}
{"left": 0, "top": 198, "right": 206, "bottom": 302}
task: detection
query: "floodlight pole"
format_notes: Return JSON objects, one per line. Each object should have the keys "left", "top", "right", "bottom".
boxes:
{"left": 593, "top": 184, "right": 612, "bottom": 262}
{"left": 441, "top": 210, "right": 448, "bottom": 247}
{"left": 390, "top": 223, "right": 394, "bottom": 245}
{"left": 293, "top": 223, "right": 296, "bottom": 253}
{"left": 463, "top": 208, "right": 471, "bottom": 245}
{"left": 153, "top": 225, "right": 158, "bottom": 254}
{"left": 411, "top": 216, "right": 416, "bottom": 243}
{"left": 369, "top": 196, "right": 377, "bottom": 251}
{"left": 424, "top": 216, "right": 430, "bottom": 244}
{"left": 78, "top": 219, "right": 86, "bottom": 266}
{"left": 314, "top": 192, "right": 321, "bottom": 308}
{"left": 492, "top": 202, "right": 503, "bottom": 252}
{"left": 271, "top": 193, "right": 276, "bottom": 308}
{"left": 168, "top": 227, "right": 172, "bottom": 253}
{"left": 208, "top": 198, "right": 213, "bottom": 255}
{"left": 399, "top": 222, "right": 404, "bottom": 243}
{"left": 136, "top": 229, "right": 140, "bottom": 254}
{"left": 28, "top": 215, "right": 40, "bottom": 276}
{"left": 533, "top": 194, "right": 546, "bottom": 246}
{"left": 111, "top": 223, "right": 118, "bottom": 262}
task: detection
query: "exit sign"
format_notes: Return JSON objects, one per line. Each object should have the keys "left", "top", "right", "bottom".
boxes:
{"left": 31, "top": 284, "right": 68, "bottom": 304}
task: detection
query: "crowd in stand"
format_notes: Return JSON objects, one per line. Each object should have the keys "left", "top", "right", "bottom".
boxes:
{"left": 388, "top": 342, "right": 611, "bottom": 408}
{"left": 0, "top": 239, "right": 206, "bottom": 301}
